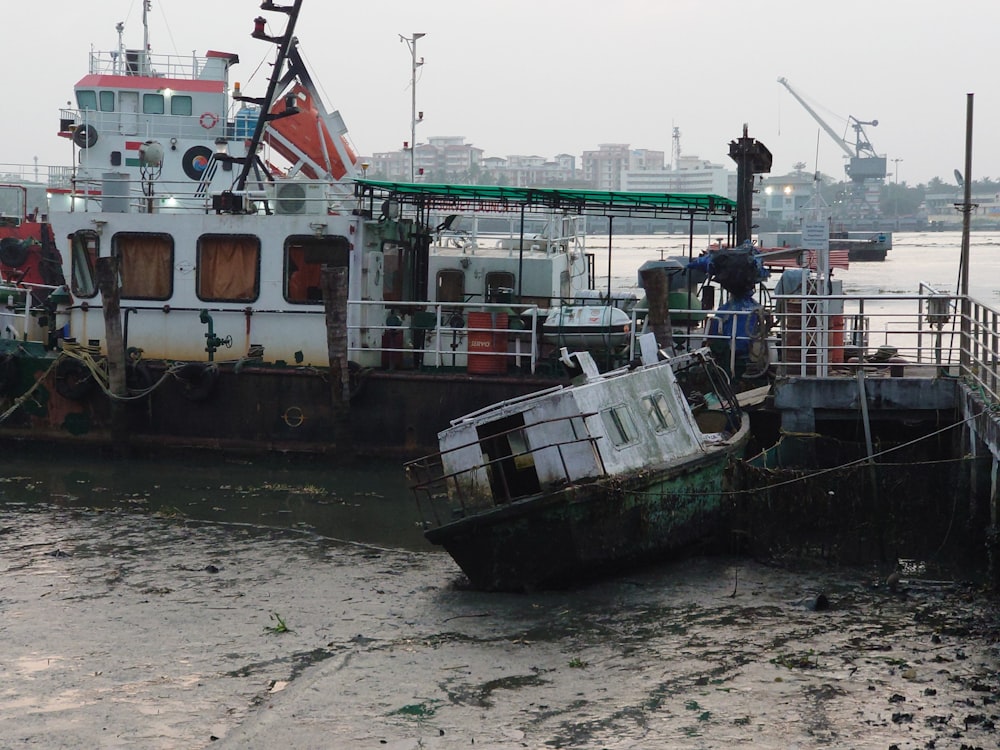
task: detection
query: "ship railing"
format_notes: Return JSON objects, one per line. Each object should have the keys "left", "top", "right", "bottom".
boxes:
{"left": 626, "top": 304, "right": 757, "bottom": 376}
{"left": 0, "top": 165, "right": 76, "bottom": 195}
{"left": 87, "top": 50, "right": 224, "bottom": 80}
{"left": 59, "top": 174, "right": 351, "bottom": 215}
{"left": 350, "top": 299, "right": 541, "bottom": 374}
{"left": 60, "top": 107, "right": 268, "bottom": 155}
{"left": 768, "top": 289, "right": 1000, "bottom": 405}
{"left": 405, "top": 412, "right": 605, "bottom": 529}
{"left": 619, "top": 289, "right": 998, "bottom": 405}
{"left": 0, "top": 277, "right": 66, "bottom": 341}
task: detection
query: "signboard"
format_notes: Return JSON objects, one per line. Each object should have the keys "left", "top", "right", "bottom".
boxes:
{"left": 801, "top": 222, "right": 830, "bottom": 251}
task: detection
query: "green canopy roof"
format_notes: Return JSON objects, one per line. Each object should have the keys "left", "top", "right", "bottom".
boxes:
{"left": 354, "top": 179, "right": 736, "bottom": 221}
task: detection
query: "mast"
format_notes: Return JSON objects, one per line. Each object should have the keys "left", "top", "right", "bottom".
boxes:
{"left": 231, "top": 1, "right": 304, "bottom": 195}
{"left": 143, "top": 0, "right": 150, "bottom": 67}
{"left": 727, "top": 125, "right": 772, "bottom": 246}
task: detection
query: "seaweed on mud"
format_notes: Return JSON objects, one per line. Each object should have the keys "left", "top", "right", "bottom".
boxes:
{"left": 389, "top": 700, "right": 441, "bottom": 718}
{"left": 226, "top": 646, "right": 335, "bottom": 683}
{"left": 771, "top": 650, "right": 821, "bottom": 669}
{"left": 442, "top": 670, "right": 550, "bottom": 708}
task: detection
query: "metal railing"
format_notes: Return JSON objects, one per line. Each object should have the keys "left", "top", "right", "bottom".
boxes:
{"left": 405, "top": 412, "right": 604, "bottom": 529}
{"left": 352, "top": 299, "right": 541, "bottom": 373}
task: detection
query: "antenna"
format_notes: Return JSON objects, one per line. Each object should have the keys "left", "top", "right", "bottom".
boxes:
{"left": 954, "top": 168, "right": 965, "bottom": 187}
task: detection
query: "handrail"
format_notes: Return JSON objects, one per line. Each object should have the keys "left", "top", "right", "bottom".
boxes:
{"left": 405, "top": 412, "right": 605, "bottom": 528}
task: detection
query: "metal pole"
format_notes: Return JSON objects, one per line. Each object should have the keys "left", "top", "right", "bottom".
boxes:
{"left": 960, "top": 93, "right": 974, "bottom": 372}
{"left": 400, "top": 33, "right": 425, "bottom": 182}
{"left": 607, "top": 216, "right": 614, "bottom": 301}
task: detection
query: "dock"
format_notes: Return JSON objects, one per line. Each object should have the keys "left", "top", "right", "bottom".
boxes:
{"left": 745, "top": 283, "right": 1000, "bottom": 588}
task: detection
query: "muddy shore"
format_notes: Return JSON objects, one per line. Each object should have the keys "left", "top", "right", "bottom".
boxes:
{"left": 1, "top": 498, "right": 997, "bottom": 749}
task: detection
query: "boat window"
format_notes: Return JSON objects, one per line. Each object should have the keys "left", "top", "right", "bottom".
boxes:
{"left": 114, "top": 233, "right": 173, "bottom": 300}
{"left": 196, "top": 235, "right": 260, "bottom": 302}
{"left": 485, "top": 271, "right": 515, "bottom": 303}
{"left": 77, "top": 91, "right": 98, "bottom": 111}
{"left": 436, "top": 269, "right": 465, "bottom": 303}
{"left": 601, "top": 404, "right": 638, "bottom": 448}
{"left": 642, "top": 391, "right": 677, "bottom": 433}
{"left": 170, "top": 96, "right": 193, "bottom": 117}
{"left": 283, "top": 235, "right": 350, "bottom": 304}
{"left": 70, "top": 231, "right": 99, "bottom": 298}
{"left": 143, "top": 94, "right": 165, "bottom": 115}
{"left": 99, "top": 91, "right": 116, "bottom": 112}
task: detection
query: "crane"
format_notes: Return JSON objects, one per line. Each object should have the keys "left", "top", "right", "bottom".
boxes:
{"left": 777, "top": 77, "right": 886, "bottom": 182}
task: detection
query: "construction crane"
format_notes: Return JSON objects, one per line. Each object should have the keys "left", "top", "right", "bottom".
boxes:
{"left": 777, "top": 77, "right": 886, "bottom": 218}
{"left": 777, "top": 77, "right": 886, "bottom": 181}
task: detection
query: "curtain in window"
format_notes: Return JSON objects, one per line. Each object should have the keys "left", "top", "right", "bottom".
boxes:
{"left": 198, "top": 237, "right": 259, "bottom": 301}
{"left": 118, "top": 235, "right": 172, "bottom": 299}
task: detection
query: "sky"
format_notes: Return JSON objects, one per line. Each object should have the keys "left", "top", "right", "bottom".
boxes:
{"left": 4, "top": 0, "right": 998, "bottom": 186}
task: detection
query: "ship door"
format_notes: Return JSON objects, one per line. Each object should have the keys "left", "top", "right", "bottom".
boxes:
{"left": 119, "top": 91, "right": 139, "bottom": 135}
{"left": 476, "top": 414, "right": 541, "bottom": 503}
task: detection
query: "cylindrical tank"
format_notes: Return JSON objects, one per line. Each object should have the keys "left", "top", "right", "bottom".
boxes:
{"left": 467, "top": 312, "right": 508, "bottom": 375}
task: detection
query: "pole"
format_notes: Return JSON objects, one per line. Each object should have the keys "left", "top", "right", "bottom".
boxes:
{"left": 606, "top": 216, "right": 614, "bottom": 301}
{"left": 959, "top": 93, "right": 974, "bottom": 372}
{"left": 400, "top": 33, "right": 425, "bottom": 182}
{"left": 321, "top": 265, "right": 351, "bottom": 445}
{"left": 96, "top": 257, "right": 127, "bottom": 451}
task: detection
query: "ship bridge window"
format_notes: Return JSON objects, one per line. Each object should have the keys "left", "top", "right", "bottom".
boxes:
{"left": 99, "top": 91, "right": 115, "bottom": 112}
{"left": 76, "top": 91, "right": 98, "bottom": 111}
{"left": 283, "top": 235, "right": 350, "bottom": 304}
{"left": 600, "top": 404, "right": 638, "bottom": 449}
{"left": 170, "top": 95, "right": 192, "bottom": 116}
{"left": 436, "top": 269, "right": 465, "bottom": 303}
{"left": 196, "top": 235, "right": 260, "bottom": 302}
{"left": 143, "top": 94, "right": 165, "bottom": 115}
{"left": 70, "top": 230, "right": 99, "bottom": 298}
{"left": 485, "top": 271, "right": 514, "bottom": 303}
{"left": 114, "top": 233, "right": 173, "bottom": 300}
{"left": 641, "top": 391, "right": 677, "bottom": 433}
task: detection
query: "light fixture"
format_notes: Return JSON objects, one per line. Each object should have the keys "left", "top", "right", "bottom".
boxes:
{"left": 214, "top": 138, "right": 229, "bottom": 155}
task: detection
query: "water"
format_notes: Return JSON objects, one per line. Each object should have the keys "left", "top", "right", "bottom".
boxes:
{"left": 590, "top": 230, "right": 1000, "bottom": 304}
{"left": 0, "top": 450, "right": 425, "bottom": 552}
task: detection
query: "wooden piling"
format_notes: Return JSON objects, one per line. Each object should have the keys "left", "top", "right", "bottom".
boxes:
{"left": 321, "top": 265, "right": 350, "bottom": 444}
{"left": 639, "top": 266, "right": 673, "bottom": 352}
{"left": 990, "top": 456, "right": 999, "bottom": 591}
{"left": 95, "top": 256, "right": 127, "bottom": 449}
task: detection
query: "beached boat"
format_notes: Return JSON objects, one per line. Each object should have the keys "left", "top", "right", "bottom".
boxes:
{"left": 405, "top": 334, "right": 751, "bottom": 590}
{"left": 0, "top": 1, "right": 742, "bottom": 456}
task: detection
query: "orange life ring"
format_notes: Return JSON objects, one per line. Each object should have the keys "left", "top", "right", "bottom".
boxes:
{"left": 199, "top": 112, "right": 219, "bottom": 129}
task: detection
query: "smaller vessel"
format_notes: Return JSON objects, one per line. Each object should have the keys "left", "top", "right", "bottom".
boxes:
{"left": 758, "top": 230, "right": 891, "bottom": 262}
{"left": 405, "top": 334, "right": 751, "bottom": 590}
{"left": 541, "top": 300, "right": 634, "bottom": 350}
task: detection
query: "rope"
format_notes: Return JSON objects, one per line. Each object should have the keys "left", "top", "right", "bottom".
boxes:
{"left": 0, "top": 355, "right": 59, "bottom": 425}
{"left": 625, "top": 410, "right": 982, "bottom": 500}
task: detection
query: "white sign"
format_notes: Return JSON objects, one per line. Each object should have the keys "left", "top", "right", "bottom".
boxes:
{"left": 802, "top": 222, "right": 830, "bottom": 251}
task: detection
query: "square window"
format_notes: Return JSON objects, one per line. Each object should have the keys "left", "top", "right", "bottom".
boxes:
{"left": 143, "top": 94, "right": 164, "bottom": 115}
{"left": 641, "top": 392, "right": 676, "bottom": 433}
{"left": 197, "top": 235, "right": 260, "bottom": 302}
{"left": 115, "top": 233, "right": 173, "bottom": 300}
{"left": 284, "top": 236, "right": 350, "bottom": 304}
{"left": 600, "top": 405, "right": 637, "bottom": 448}
{"left": 170, "top": 95, "right": 193, "bottom": 116}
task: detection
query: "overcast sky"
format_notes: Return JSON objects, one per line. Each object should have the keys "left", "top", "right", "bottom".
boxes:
{"left": 5, "top": 1, "right": 997, "bottom": 186}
